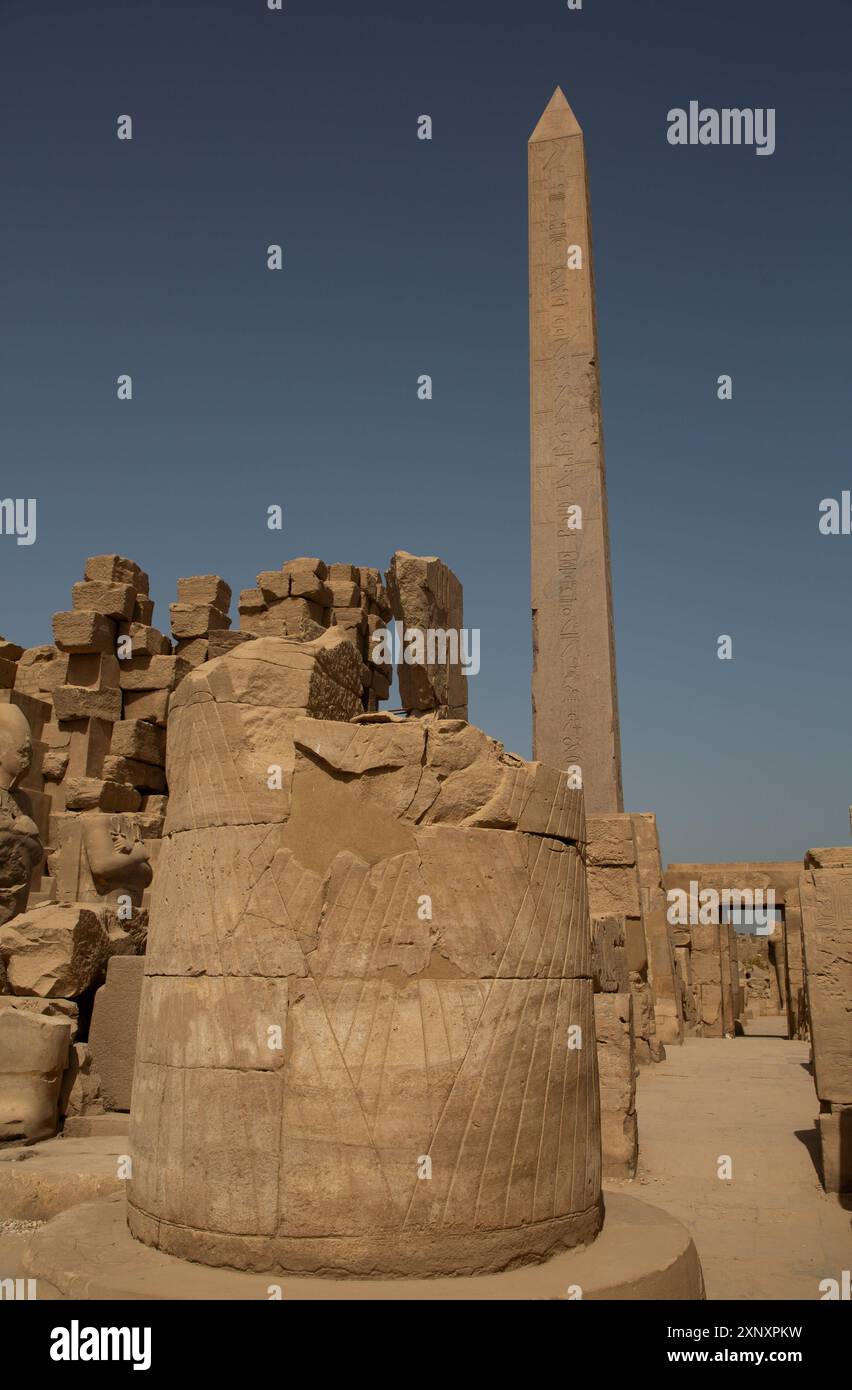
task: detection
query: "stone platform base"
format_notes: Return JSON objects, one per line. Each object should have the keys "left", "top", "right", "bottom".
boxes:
{"left": 22, "top": 1191, "right": 704, "bottom": 1300}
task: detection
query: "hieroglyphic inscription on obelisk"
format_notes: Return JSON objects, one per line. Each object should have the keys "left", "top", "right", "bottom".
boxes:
{"left": 529, "top": 88, "right": 623, "bottom": 813}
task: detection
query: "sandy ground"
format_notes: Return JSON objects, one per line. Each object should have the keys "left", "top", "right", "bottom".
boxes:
{"left": 629, "top": 1031, "right": 851, "bottom": 1299}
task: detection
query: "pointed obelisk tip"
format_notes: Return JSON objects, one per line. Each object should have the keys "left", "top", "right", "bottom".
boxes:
{"left": 529, "top": 87, "right": 583, "bottom": 142}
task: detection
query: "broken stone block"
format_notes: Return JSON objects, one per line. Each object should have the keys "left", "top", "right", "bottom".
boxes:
{"left": 0, "top": 1007, "right": 72, "bottom": 1141}
{"left": 170, "top": 604, "right": 231, "bottom": 640}
{"left": 0, "top": 996, "right": 79, "bottom": 1040}
{"left": 63, "top": 778, "right": 141, "bottom": 813}
{"left": 48, "top": 812, "right": 152, "bottom": 907}
{"left": 71, "top": 580, "right": 137, "bottom": 621}
{"left": 53, "top": 685, "right": 121, "bottom": 722}
{"left": 174, "top": 637, "right": 209, "bottom": 666}
{"left": 116, "top": 623, "right": 171, "bottom": 657}
{"left": 208, "top": 631, "right": 255, "bottom": 660}
{"left": 385, "top": 550, "right": 467, "bottom": 718}
{"left": 122, "top": 689, "right": 169, "bottom": 726}
{"left": 13, "top": 646, "right": 68, "bottom": 697}
{"left": 257, "top": 571, "right": 290, "bottom": 602}
{"left": 58, "top": 1041, "right": 104, "bottom": 1118}
{"left": 177, "top": 575, "right": 232, "bottom": 610}
{"left": 89, "top": 955, "right": 145, "bottom": 1112}
{"left": 133, "top": 596, "right": 155, "bottom": 625}
{"left": 103, "top": 755, "right": 167, "bottom": 794}
{"left": 109, "top": 720, "right": 165, "bottom": 767}
{"left": 65, "top": 652, "right": 121, "bottom": 692}
{"left": 289, "top": 573, "right": 333, "bottom": 606}
{"left": 118, "top": 654, "right": 190, "bottom": 691}
{"left": 84, "top": 555, "right": 147, "bottom": 591}
{"left": 52, "top": 611, "right": 116, "bottom": 655}
{"left": 0, "top": 657, "right": 16, "bottom": 690}
{"left": 0, "top": 639, "right": 24, "bottom": 663}
{"left": 0, "top": 903, "right": 109, "bottom": 997}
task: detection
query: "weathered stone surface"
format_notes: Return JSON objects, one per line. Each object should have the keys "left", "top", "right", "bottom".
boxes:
{"left": 170, "top": 603, "right": 231, "bottom": 640}
{"left": 118, "top": 655, "right": 191, "bottom": 692}
{"left": 84, "top": 555, "right": 148, "bottom": 591}
{"left": 109, "top": 719, "right": 166, "bottom": 767}
{"left": 122, "top": 689, "right": 170, "bottom": 726}
{"left": 53, "top": 685, "right": 121, "bottom": 722}
{"left": 72, "top": 580, "right": 137, "bottom": 620}
{"left": 89, "top": 956, "right": 145, "bottom": 1112}
{"left": 591, "top": 915, "right": 629, "bottom": 993}
{"left": 586, "top": 864, "right": 640, "bottom": 918}
{"left": 0, "top": 1008, "right": 72, "bottom": 1142}
{"left": 103, "top": 755, "right": 167, "bottom": 794}
{"left": 58, "top": 1041, "right": 104, "bottom": 1118}
{"left": 52, "top": 611, "right": 116, "bottom": 655}
{"left": 128, "top": 635, "right": 601, "bottom": 1278}
{"left": 0, "top": 904, "right": 109, "bottom": 997}
{"left": 800, "top": 868, "right": 852, "bottom": 1105}
{"left": 177, "top": 575, "right": 232, "bottom": 610}
{"left": 385, "top": 551, "right": 467, "bottom": 718}
{"left": 594, "top": 992, "right": 638, "bottom": 1179}
{"left": 14, "top": 645, "right": 68, "bottom": 697}
{"left": 587, "top": 815, "right": 636, "bottom": 867}
{"left": 63, "top": 778, "right": 141, "bottom": 813}
{"left": 49, "top": 812, "right": 152, "bottom": 908}
{"left": 0, "top": 996, "right": 78, "bottom": 1040}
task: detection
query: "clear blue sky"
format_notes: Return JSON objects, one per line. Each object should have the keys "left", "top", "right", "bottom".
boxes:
{"left": 1, "top": 0, "right": 850, "bottom": 864}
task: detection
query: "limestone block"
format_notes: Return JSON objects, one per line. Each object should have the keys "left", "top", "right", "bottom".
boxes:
{"left": 123, "top": 689, "right": 170, "bottom": 726}
{"left": 58, "top": 1041, "right": 104, "bottom": 1118}
{"left": 63, "top": 778, "right": 141, "bottom": 813}
{"left": 0, "top": 657, "right": 16, "bottom": 689}
{"left": 65, "top": 652, "right": 121, "bottom": 691}
{"left": 208, "top": 631, "right": 255, "bottom": 661}
{"left": 385, "top": 550, "right": 467, "bottom": 718}
{"left": 110, "top": 720, "right": 166, "bottom": 767}
{"left": 89, "top": 956, "right": 145, "bottom": 1112}
{"left": 72, "top": 580, "right": 136, "bottom": 621}
{"left": 52, "top": 611, "right": 116, "bottom": 655}
{"left": 327, "top": 563, "right": 358, "bottom": 583}
{"left": 800, "top": 869, "right": 852, "bottom": 1104}
{"left": 0, "top": 903, "right": 109, "bottom": 997}
{"left": 586, "top": 864, "right": 641, "bottom": 918}
{"left": 804, "top": 848, "right": 852, "bottom": 870}
{"left": 175, "top": 638, "right": 209, "bottom": 667}
{"left": 118, "top": 655, "right": 191, "bottom": 692}
{"left": 257, "top": 571, "right": 291, "bottom": 602}
{"left": 84, "top": 555, "right": 147, "bottom": 591}
{"left": 177, "top": 576, "right": 231, "bottom": 610}
{"left": 128, "top": 638, "right": 601, "bottom": 1278}
{"left": 0, "top": 1007, "right": 72, "bottom": 1141}
{"left": 328, "top": 580, "right": 361, "bottom": 607}
{"left": 0, "top": 996, "right": 78, "bottom": 1040}
{"left": 586, "top": 814, "right": 636, "bottom": 867}
{"left": 13, "top": 646, "right": 68, "bottom": 696}
{"left": 103, "top": 755, "right": 167, "bottom": 794}
{"left": 53, "top": 685, "right": 121, "bottom": 722}
{"left": 283, "top": 556, "right": 328, "bottom": 581}
{"left": 238, "top": 587, "right": 266, "bottom": 613}
{"left": 594, "top": 992, "right": 638, "bottom": 1179}
{"left": 63, "top": 717, "right": 113, "bottom": 781}
{"left": 117, "top": 623, "right": 171, "bottom": 657}
{"left": 170, "top": 604, "right": 231, "bottom": 640}
{"left": 133, "top": 596, "right": 155, "bottom": 625}
{"left": 591, "top": 915, "right": 629, "bottom": 992}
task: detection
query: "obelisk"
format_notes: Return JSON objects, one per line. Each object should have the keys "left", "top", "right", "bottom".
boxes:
{"left": 529, "top": 88, "right": 623, "bottom": 814}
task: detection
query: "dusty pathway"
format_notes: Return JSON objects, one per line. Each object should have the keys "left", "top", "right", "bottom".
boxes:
{"left": 628, "top": 1034, "right": 851, "bottom": 1300}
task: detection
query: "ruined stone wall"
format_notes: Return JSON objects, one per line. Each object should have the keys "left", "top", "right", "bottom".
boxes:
{"left": 800, "top": 845, "right": 852, "bottom": 1193}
